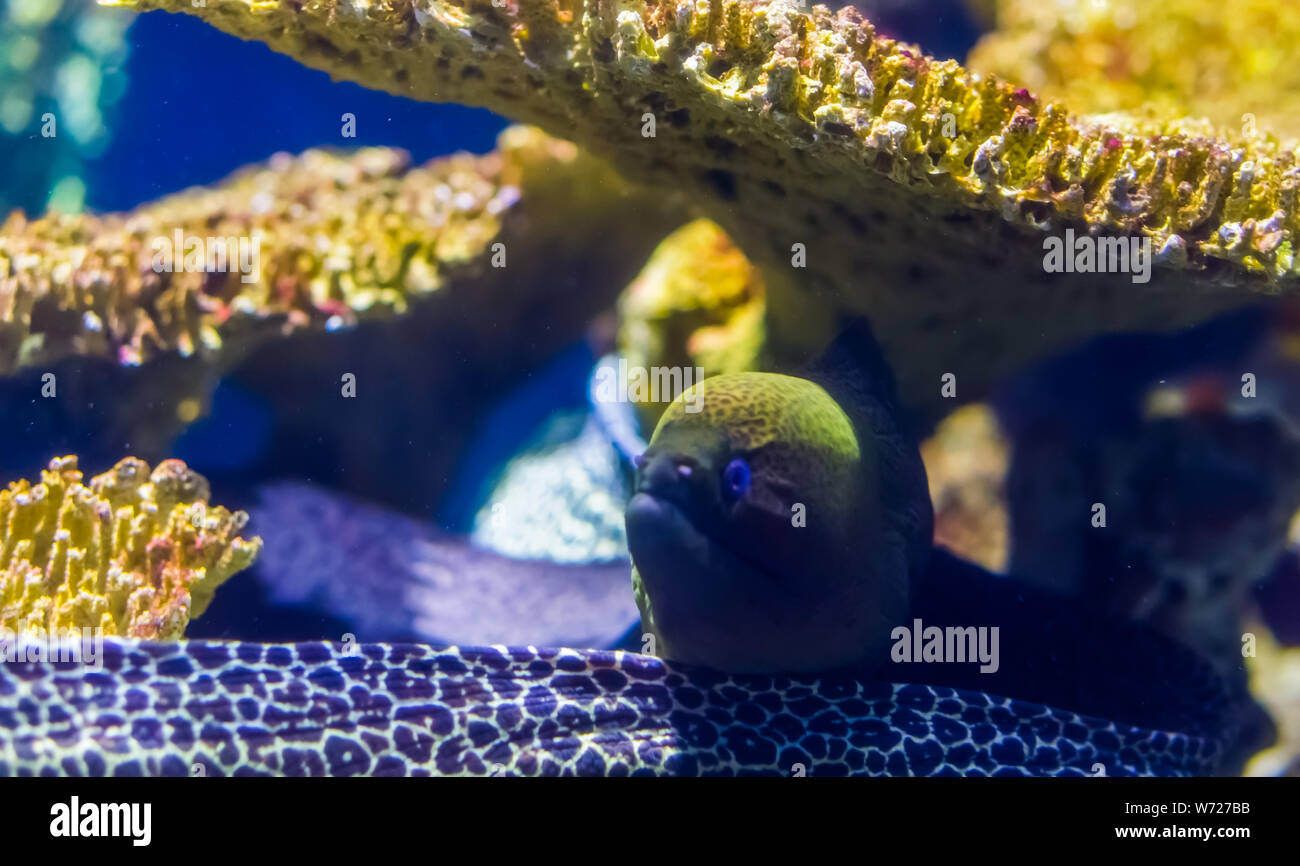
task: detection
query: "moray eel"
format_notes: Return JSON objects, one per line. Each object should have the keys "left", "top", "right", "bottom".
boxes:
{"left": 627, "top": 324, "right": 931, "bottom": 674}
{"left": 0, "top": 322, "right": 1250, "bottom": 776}
{"left": 625, "top": 320, "right": 1249, "bottom": 767}
{"left": 0, "top": 636, "right": 1229, "bottom": 777}
{"left": 244, "top": 482, "right": 639, "bottom": 650}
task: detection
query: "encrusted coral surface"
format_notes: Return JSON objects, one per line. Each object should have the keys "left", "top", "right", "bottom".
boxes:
{"left": 618, "top": 217, "right": 765, "bottom": 432}
{"left": 970, "top": 0, "right": 1300, "bottom": 142}
{"left": 2, "top": 125, "right": 686, "bottom": 507}
{"left": 0, "top": 456, "right": 260, "bottom": 639}
{"left": 0, "top": 125, "right": 679, "bottom": 376}
{"left": 105, "top": 0, "right": 1299, "bottom": 418}
{"left": 619, "top": 218, "right": 765, "bottom": 379}
{"left": 920, "top": 402, "right": 1008, "bottom": 572}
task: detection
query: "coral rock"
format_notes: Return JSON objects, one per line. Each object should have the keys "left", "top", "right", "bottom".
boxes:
{"left": 618, "top": 218, "right": 766, "bottom": 429}
{"left": 105, "top": 0, "right": 1300, "bottom": 420}
{"left": 0, "top": 125, "right": 680, "bottom": 376}
{"left": 0, "top": 456, "right": 261, "bottom": 640}
{"left": 921, "top": 402, "right": 1009, "bottom": 572}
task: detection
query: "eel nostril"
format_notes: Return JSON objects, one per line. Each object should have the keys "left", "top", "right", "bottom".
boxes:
{"left": 633, "top": 453, "right": 647, "bottom": 469}
{"left": 673, "top": 455, "right": 704, "bottom": 479}
{"left": 638, "top": 453, "right": 700, "bottom": 490}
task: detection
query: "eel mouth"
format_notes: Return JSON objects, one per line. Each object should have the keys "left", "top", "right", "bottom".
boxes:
{"left": 626, "top": 489, "right": 851, "bottom": 674}
{"left": 625, "top": 490, "right": 712, "bottom": 577}
{"left": 625, "top": 491, "right": 792, "bottom": 593}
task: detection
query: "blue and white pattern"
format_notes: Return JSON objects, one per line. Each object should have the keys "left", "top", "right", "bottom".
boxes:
{"left": 0, "top": 639, "right": 1221, "bottom": 777}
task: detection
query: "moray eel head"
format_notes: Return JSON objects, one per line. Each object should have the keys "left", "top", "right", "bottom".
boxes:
{"left": 627, "top": 371, "right": 903, "bottom": 674}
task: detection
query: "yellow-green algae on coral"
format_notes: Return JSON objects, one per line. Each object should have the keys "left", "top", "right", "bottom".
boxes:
{"left": 969, "top": 0, "right": 1300, "bottom": 142}
{"left": 0, "top": 124, "right": 683, "bottom": 376}
{"left": 618, "top": 218, "right": 765, "bottom": 427}
{"left": 1, "top": 125, "right": 686, "bottom": 480}
{"left": 104, "top": 0, "right": 1299, "bottom": 419}
{"left": 0, "top": 456, "right": 260, "bottom": 640}
{"left": 920, "top": 402, "right": 1008, "bottom": 573}
{"left": 620, "top": 219, "right": 766, "bottom": 377}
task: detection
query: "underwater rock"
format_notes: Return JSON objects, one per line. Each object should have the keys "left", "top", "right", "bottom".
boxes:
{"left": 0, "top": 125, "right": 678, "bottom": 377}
{"left": 0, "top": 456, "right": 260, "bottom": 640}
{"left": 616, "top": 218, "right": 767, "bottom": 432}
{"left": 920, "top": 403, "right": 1009, "bottom": 573}
{"left": 108, "top": 0, "right": 1300, "bottom": 422}
{"left": 997, "top": 307, "right": 1300, "bottom": 674}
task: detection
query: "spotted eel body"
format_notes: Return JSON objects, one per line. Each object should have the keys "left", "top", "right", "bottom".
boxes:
{"left": 0, "top": 639, "right": 1220, "bottom": 776}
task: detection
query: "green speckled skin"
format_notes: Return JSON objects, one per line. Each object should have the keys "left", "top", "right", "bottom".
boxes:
{"left": 627, "top": 325, "right": 926, "bottom": 675}
{"left": 656, "top": 372, "right": 867, "bottom": 522}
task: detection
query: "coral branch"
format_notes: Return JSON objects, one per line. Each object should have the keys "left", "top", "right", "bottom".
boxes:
{"left": 0, "top": 456, "right": 261, "bottom": 640}
{"left": 100, "top": 0, "right": 1300, "bottom": 414}
{"left": 0, "top": 125, "right": 681, "bottom": 376}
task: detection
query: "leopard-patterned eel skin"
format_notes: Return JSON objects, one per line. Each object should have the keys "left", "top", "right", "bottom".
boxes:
{"left": 0, "top": 640, "right": 1219, "bottom": 776}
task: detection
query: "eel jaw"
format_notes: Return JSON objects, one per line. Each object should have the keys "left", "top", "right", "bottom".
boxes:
{"left": 625, "top": 490, "right": 735, "bottom": 578}
{"left": 625, "top": 490, "right": 818, "bottom": 674}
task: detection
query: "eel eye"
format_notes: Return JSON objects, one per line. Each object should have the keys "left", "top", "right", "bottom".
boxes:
{"left": 721, "top": 457, "right": 752, "bottom": 501}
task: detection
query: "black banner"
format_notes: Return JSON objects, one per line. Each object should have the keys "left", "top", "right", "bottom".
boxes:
{"left": 5, "top": 777, "right": 1286, "bottom": 852}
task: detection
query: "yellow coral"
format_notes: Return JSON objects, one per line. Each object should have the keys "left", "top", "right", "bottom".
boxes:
{"left": 618, "top": 218, "right": 766, "bottom": 426}
{"left": 0, "top": 125, "right": 682, "bottom": 376}
{"left": 970, "top": 0, "right": 1300, "bottom": 142}
{"left": 102, "top": 0, "right": 1300, "bottom": 422}
{"left": 920, "top": 403, "right": 1009, "bottom": 573}
{"left": 1244, "top": 623, "right": 1300, "bottom": 777}
{"left": 0, "top": 456, "right": 261, "bottom": 640}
